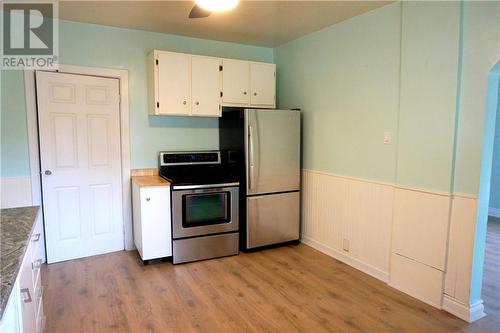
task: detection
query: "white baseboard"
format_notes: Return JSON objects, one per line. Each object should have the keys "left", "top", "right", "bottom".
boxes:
{"left": 301, "top": 235, "right": 389, "bottom": 283}
{"left": 442, "top": 294, "right": 486, "bottom": 323}
{"left": 489, "top": 207, "right": 500, "bottom": 218}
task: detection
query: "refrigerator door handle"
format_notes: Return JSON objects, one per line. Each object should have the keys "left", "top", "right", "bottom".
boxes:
{"left": 248, "top": 125, "right": 255, "bottom": 190}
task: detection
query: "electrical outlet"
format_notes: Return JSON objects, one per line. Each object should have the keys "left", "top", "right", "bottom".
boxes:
{"left": 343, "top": 238, "right": 349, "bottom": 252}
{"left": 383, "top": 131, "right": 392, "bottom": 144}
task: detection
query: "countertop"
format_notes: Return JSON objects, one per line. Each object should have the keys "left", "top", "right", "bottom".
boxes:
{"left": 132, "top": 175, "right": 170, "bottom": 187}
{"left": 0, "top": 206, "right": 40, "bottom": 318}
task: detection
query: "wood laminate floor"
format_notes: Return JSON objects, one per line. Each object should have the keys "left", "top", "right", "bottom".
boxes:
{"left": 483, "top": 216, "right": 500, "bottom": 317}
{"left": 43, "top": 244, "right": 495, "bottom": 333}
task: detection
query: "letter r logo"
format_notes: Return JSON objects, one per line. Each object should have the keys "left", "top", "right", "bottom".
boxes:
{"left": 3, "top": 3, "right": 53, "bottom": 55}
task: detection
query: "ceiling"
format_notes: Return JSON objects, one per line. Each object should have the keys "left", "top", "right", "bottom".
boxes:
{"left": 58, "top": 1, "right": 392, "bottom": 47}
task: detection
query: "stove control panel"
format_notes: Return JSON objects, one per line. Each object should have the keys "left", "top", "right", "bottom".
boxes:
{"left": 160, "top": 151, "right": 221, "bottom": 166}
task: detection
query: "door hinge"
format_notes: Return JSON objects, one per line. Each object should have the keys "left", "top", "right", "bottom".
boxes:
{"left": 156, "top": 101, "right": 159, "bottom": 108}
{"left": 156, "top": 59, "right": 159, "bottom": 65}
{"left": 220, "top": 91, "right": 223, "bottom": 97}
{"left": 219, "top": 65, "right": 223, "bottom": 71}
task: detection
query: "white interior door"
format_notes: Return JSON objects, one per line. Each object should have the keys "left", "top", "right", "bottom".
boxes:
{"left": 191, "top": 55, "right": 222, "bottom": 117}
{"left": 250, "top": 63, "right": 276, "bottom": 107}
{"left": 222, "top": 59, "right": 250, "bottom": 105}
{"left": 36, "top": 71, "right": 124, "bottom": 263}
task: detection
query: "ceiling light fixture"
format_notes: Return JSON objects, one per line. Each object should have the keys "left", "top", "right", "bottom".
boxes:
{"left": 194, "top": 0, "right": 239, "bottom": 13}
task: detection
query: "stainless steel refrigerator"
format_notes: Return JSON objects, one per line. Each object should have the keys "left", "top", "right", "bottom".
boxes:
{"left": 219, "top": 108, "right": 301, "bottom": 250}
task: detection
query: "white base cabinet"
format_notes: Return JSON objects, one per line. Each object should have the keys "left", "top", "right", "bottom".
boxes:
{"left": 0, "top": 212, "right": 45, "bottom": 333}
{"left": 132, "top": 182, "right": 172, "bottom": 261}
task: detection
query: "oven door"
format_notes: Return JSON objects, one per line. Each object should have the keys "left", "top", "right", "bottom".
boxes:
{"left": 172, "top": 184, "right": 239, "bottom": 239}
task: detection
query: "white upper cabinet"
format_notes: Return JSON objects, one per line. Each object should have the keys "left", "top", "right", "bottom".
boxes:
{"left": 222, "top": 59, "right": 250, "bottom": 106}
{"left": 250, "top": 63, "right": 276, "bottom": 107}
{"left": 156, "top": 51, "right": 191, "bottom": 116}
{"left": 149, "top": 50, "right": 276, "bottom": 116}
{"left": 191, "top": 56, "right": 222, "bottom": 117}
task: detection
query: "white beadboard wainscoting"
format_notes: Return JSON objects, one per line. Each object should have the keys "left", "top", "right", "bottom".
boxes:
{"left": 389, "top": 187, "right": 451, "bottom": 308}
{"left": 301, "top": 169, "right": 394, "bottom": 282}
{"left": 0, "top": 177, "right": 33, "bottom": 208}
{"left": 301, "top": 169, "right": 482, "bottom": 322}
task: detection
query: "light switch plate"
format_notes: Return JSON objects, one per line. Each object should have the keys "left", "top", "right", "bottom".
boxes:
{"left": 383, "top": 131, "right": 392, "bottom": 144}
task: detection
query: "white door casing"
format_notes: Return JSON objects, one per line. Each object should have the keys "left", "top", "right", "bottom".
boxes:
{"left": 36, "top": 71, "right": 124, "bottom": 263}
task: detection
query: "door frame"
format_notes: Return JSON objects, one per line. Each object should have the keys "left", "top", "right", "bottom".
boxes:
{"left": 24, "top": 64, "right": 134, "bottom": 251}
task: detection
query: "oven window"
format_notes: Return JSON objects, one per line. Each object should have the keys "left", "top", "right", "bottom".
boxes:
{"left": 182, "top": 192, "right": 231, "bottom": 227}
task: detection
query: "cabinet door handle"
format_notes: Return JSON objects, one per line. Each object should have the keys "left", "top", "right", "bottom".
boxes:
{"left": 32, "top": 233, "right": 41, "bottom": 242}
{"left": 243, "top": 91, "right": 247, "bottom": 95}
{"left": 195, "top": 101, "right": 199, "bottom": 106}
{"left": 182, "top": 100, "right": 187, "bottom": 105}
{"left": 21, "top": 288, "right": 32, "bottom": 303}
{"left": 146, "top": 198, "right": 151, "bottom": 202}
{"left": 253, "top": 92, "right": 257, "bottom": 96}
{"left": 32, "top": 259, "right": 42, "bottom": 270}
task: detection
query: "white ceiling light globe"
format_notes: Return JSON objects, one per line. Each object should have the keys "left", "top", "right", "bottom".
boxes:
{"left": 195, "top": 0, "right": 240, "bottom": 12}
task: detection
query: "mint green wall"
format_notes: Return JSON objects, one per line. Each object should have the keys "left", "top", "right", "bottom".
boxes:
{"left": 0, "top": 71, "right": 31, "bottom": 177}
{"left": 397, "top": 1, "right": 460, "bottom": 192}
{"left": 0, "top": 20, "right": 273, "bottom": 177}
{"left": 274, "top": 3, "right": 401, "bottom": 184}
{"left": 275, "top": 1, "right": 499, "bottom": 196}
{"left": 454, "top": 1, "right": 500, "bottom": 196}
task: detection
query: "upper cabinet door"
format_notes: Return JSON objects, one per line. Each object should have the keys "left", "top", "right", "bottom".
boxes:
{"left": 191, "top": 56, "right": 222, "bottom": 117}
{"left": 222, "top": 59, "right": 250, "bottom": 106}
{"left": 157, "top": 52, "right": 191, "bottom": 115}
{"left": 250, "top": 63, "right": 276, "bottom": 107}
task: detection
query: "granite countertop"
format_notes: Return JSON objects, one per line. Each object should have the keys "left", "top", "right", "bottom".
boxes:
{"left": 0, "top": 206, "right": 40, "bottom": 318}
{"left": 132, "top": 175, "right": 170, "bottom": 187}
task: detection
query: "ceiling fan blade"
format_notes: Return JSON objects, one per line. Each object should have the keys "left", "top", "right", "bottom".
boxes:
{"left": 189, "top": 4, "right": 211, "bottom": 19}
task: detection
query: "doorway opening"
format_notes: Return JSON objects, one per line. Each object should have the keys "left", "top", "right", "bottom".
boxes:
{"left": 474, "top": 61, "right": 500, "bottom": 318}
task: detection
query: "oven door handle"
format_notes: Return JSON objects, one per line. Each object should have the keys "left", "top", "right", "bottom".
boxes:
{"left": 172, "top": 182, "right": 240, "bottom": 190}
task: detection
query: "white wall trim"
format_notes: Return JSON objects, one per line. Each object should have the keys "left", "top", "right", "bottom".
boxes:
{"left": 301, "top": 235, "right": 390, "bottom": 283}
{"left": 302, "top": 168, "right": 478, "bottom": 199}
{"left": 442, "top": 295, "right": 486, "bottom": 323}
{"left": 303, "top": 168, "right": 394, "bottom": 188}
{"left": 24, "top": 64, "right": 134, "bottom": 251}
{"left": 488, "top": 207, "right": 500, "bottom": 218}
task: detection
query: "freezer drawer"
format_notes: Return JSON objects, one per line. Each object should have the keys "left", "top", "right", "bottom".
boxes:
{"left": 246, "top": 191, "right": 300, "bottom": 249}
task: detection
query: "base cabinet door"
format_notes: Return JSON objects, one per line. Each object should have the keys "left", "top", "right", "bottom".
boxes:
{"left": 132, "top": 183, "right": 172, "bottom": 260}
{"left": 0, "top": 280, "right": 22, "bottom": 333}
{"left": 19, "top": 245, "right": 36, "bottom": 333}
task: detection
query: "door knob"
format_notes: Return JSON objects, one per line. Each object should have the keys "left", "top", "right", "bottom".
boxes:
{"left": 44, "top": 170, "right": 52, "bottom": 175}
